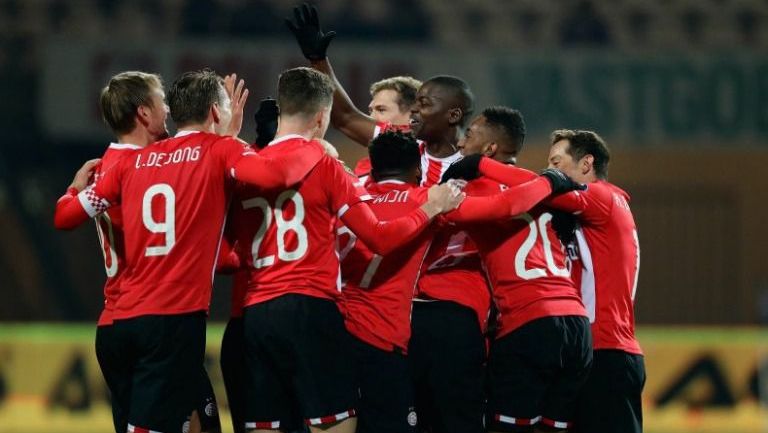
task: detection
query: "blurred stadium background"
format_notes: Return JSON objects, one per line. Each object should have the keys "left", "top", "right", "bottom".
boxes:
{"left": 1, "top": 0, "right": 767, "bottom": 432}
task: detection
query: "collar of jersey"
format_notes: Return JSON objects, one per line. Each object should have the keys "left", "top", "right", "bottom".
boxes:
{"left": 377, "top": 179, "right": 407, "bottom": 185}
{"left": 108, "top": 142, "right": 142, "bottom": 150}
{"left": 268, "top": 134, "right": 307, "bottom": 147}
{"left": 174, "top": 129, "right": 204, "bottom": 138}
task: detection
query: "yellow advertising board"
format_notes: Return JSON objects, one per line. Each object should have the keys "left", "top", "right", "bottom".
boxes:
{"left": 0, "top": 325, "right": 765, "bottom": 433}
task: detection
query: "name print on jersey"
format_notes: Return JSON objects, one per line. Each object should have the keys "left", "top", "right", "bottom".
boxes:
{"left": 372, "top": 189, "right": 410, "bottom": 204}
{"left": 134, "top": 146, "right": 201, "bottom": 169}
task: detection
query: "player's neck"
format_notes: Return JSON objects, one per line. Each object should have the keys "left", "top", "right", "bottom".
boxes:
{"left": 117, "top": 130, "right": 152, "bottom": 148}
{"left": 177, "top": 121, "right": 216, "bottom": 135}
{"left": 275, "top": 119, "right": 317, "bottom": 142}
{"left": 424, "top": 127, "right": 461, "bottom": 158}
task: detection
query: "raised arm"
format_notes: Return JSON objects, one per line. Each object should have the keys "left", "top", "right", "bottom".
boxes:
{"left": 286, "top": 3, "right": 376, "bottom": 145}
{"left": 340, "top": 184, "right": 462, "bottom": 255}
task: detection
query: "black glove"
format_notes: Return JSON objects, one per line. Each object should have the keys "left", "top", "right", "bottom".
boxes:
{"left": 440, "top": 154, "right": 483, "bottom": 183}
{"left": 551, "top": 210, "right": 579, "bottom": 246}
{"left": 254, "top": 98, "right": 279, "bottom": 149}
{"left": 285, "top": 3, "right": 336, "bottom": 61}
{"left": 539, "top": 168, "right": 587, "bottom": 194}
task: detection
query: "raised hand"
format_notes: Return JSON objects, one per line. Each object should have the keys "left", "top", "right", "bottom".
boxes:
{"left": 285, "top": 3, "right": 336, "bottom": 61}
{"left": 539, "top": 168, "right": 587, "bottom": 194}
{"left": 223, "top": 73, "right": 250, "bottom": 137}
{"left": 254, "top": 97, "right": 279, "bottom": 148}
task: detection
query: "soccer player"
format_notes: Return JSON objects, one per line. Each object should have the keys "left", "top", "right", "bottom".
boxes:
{"left": 544, "top": 130, "right": 644, "bottom": 433}
{"left": 225, "top": 66, "right": 463, "bottom": 433}
{"left": 285, "top": 7, "right": 490, "bottom": 432}
{"left": 441, "top": 108, "right": 593, "bottom": 433}
{"left": 353, "top": 76, "right": 422, "bottom": 176}
{"left": 54, "top": 69, "right": 327, "bottom": 433}
{"left": 337, "top": 130, "right": 433, "bottom": 433}
{"left": 69, "top": 70, "right": 223, "bottom": 433}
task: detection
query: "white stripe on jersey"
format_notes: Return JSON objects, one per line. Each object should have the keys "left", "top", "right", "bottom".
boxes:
{"left": 575, "top": 228, "right": 596, "bottom": 323}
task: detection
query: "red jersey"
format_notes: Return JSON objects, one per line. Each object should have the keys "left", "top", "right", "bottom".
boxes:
{"left": 233, "top": 136, "right": 369, "bottom": 306}
{"left": 64, "top": 131, "right": 323, "bottom": 319}
{"left": 93, "top": 143, "right": 141, "bottom": 326}
{"left": 338, "top": 181, "right": 433, "bottom": 353}
{"left": 448, "top": 177, "right": 586, "bottom": 339}
{"left": 547, "top": 182, "right": 642, "bottom": 355}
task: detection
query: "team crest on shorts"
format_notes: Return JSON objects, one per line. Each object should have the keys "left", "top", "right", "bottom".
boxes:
{"left": 407, "top": 409, "right": 418, "bottom": 426}
{"left": 205, "top": 401, "right": 218, "bottom": 417}
{"left": 182, "top": 420, "right": 191, "bottom": 433}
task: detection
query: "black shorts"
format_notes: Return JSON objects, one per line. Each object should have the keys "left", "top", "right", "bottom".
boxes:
{"left": 95, "top": 324, "right": 131, "bottom": 433}
{"left": 408, "top": 300, "right": 486, "bottom": 433}
{"left": 221, "top": 317, "right": 246, "bottom": 433}
{"left": 243, "top": 294, "right": 357, "bottom": 429}
{"left": 352, "top": 337, "right": 416, "bottom": 433}
{"left": 487, "top": 315, "right": 592, "bottom": 432}
{"left": 196, "top": 365, "right": 221, "bottom": 432}
{"left": 572, "top": 350, "right": 645, "bottom": 433}
{"left": 102, "top": 312, "right": 207, "bottom": 433}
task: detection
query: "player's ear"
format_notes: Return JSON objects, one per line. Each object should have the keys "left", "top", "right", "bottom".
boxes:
{"left": 211, "top": 101, "right": 221, "bottom": 124}
{"left": 447, "top": 107, "right": 463, "bottom": 125}
{"left": 136, "top": 105, "right": 151, "bottom": 127}
{"left": 485, "top": 142, "right": 498, "bottom": 158}
{"left": 581, "top": 154, "right": 594, "bottom": 175}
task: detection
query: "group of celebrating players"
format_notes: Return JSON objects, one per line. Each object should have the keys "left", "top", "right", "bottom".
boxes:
{"left": 53, "top": 4, "right": 645, "bottom": 433}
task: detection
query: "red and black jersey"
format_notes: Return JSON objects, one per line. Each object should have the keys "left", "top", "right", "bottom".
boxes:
{"left": 547, "top": 182, "right": 642, "bottom": 355}
{"left": 448, "top": 177, "right": 586, "bottom": 339}
{"left": 55, "top": 130, "right": 324, "bottom": 319}
{"left": 92, "top": 143, "right": 141, "bottom": 326}
{"left": 338, "top": 180, "right": 433, "bottom": 353}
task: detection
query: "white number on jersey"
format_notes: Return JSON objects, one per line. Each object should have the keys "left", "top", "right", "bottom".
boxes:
{"left": 142, "top": 184, "right": 176, "bottom": 257}
{"left": 243, "top": 190, "right": 309, "bottom": 269}
{"left": 95, "top": 213, "right": 118, "bottom": 277}
{"left": 334, "top": 227, "right": 382, "bottom": 289}
{"left": 515, "top": 212, "right": 570, "bottom": 280}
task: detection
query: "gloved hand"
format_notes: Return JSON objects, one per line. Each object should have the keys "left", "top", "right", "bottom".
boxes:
{"left": 440, "top": 154, "right": 483, "bottom": 183}
{"left": 285, "top": 3, "right": 336, "bottom": 61}
{"left": 539, "top": 168, "right": 587, "bottom": 194}
{"left": 254, "top": 97, "right": 279, "bottom": 149}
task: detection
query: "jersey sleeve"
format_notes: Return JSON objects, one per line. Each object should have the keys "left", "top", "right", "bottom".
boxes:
{"left": 54, "top": 161, "right": 123, "bottom": 230}
{"left": 545, "top": 184, "right": 611, "bottom": 224}
{"left": 340, "top": 202, "right": 430, "bottom": 256}
{"left": 326, "top": 157, "right": 371, "bottom": 217}
{"left": 445, "top": 176, "right": 553, "bottom": 223}
{"left": 225, "top": 138, "right": 325, "bottom": 189}
{"left": 478, "top": 157, "right": 538, "bottom": 185}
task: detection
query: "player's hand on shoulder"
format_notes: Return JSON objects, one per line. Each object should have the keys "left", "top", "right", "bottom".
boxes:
{"left": 69, "top": 158, "right": 101, "bottom": 192}
{"left": 285, "top": 3, "right": 336, "bottom": 61}
{"left": 440, "top": 154, "right": 482, "bottom": 183}
{"left": 539, "top": 168, "right": 587, "bottom": 194}
{"left": 425, "top": 182, "right": 466, "bottom": 216}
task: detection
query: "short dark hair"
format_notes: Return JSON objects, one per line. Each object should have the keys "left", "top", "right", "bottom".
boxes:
{"left": 482, "top": 106, "right": 526, "bottom": 154}
{"left": 277, "top": 67, "right": 334, "bottom": 117}
{"left": 551, "top": 129, "right": 611, "bottom": 179}
{"left": 369, "top": 130, "right": 421, "bottom": 181}
{"left": 99, "top": 71, "right": 163, "bottom": 135}
{"left": 168, "top": 69, "right": 224, "bottom": 127}
{"left": 424, "top": 75, "right": 475, "bottom": 128}
{"left": 369, "top": 76, "right": 422, "bottom": 112}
